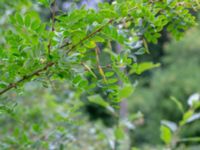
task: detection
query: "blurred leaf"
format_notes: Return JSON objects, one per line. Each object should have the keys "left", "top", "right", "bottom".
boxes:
{"left": 130, "top": 62, "right": 160, "bottom": 75}
{"left": 179, "top": 110, "right": 194, "bottom": 126}
{"left": 114, "top": 126, "right": 124, "bottom": 140}
{"left": 170, "top": 96, "right": 184, "bottom": 114}
{"left": 179, "top": 137, "right": 200, "bottom": 143}
{"left": 131, "top": 148, "right": 139, "bottom": 150}
{"left": 160, "top": 125, "right": 172, "bottom": 145}
{"left": 186, "top": 113, "right": 200, "bottom": 124}
{"left": 161, "top": 120, "right": 177, "bottom": 132}
{"left": 105, "top": 71, "right": 115, "bottom": 78}
{"left": 38, "top": 0, "right": 50, "bottom": 7}
{"left": 24, "top": 15, "right": 31, "bottom": 27}
{"left": 119, "top": 84, "right": 134, "bottom": 99}
{"left": 15, "top": 13, "right": 23, "bottom": 25}
{"left": 143, "top": 38, "right": 150, "bottom": 54}
{"left": 88, "top": 94, "right": 109, "bottom": 107}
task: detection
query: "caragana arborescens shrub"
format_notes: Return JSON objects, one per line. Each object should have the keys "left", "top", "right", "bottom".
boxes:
{"left": 0, "top": 0, "right": 198, "bottom": 102}
{"left": 0, "top": 0, "right": 199, "bottom": 149}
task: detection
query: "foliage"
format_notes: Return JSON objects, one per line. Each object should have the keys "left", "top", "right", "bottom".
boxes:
{"left": 129, "top": 23, "right": 200, "bottom": 147}
{"left": 160, "top": 94, "right": 200, "bottom": 149}
{"left": 0, "top": 0, "right": 199, "bottom": 149}
{"left": 0, "top": 0, "right": 198, "bottom": 98}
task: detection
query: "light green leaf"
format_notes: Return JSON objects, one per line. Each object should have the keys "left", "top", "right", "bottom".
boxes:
{"left": 170, "top": 96, "right": 184, "bottom": 114}
{"left": 179, "top": 110, "right": 194, "bottom": 126}
{"left": 160, "top": 125, "right": 172, "bottom": 145}
{"left": 88, "top": 95, "right": 109, "bottom": 107}
{"left": 84, "top": 41, "right": 96, "bottom": 49}
{"left": 25, "top": 15, "right": 31, "bottom": 27}
{"left": 105, "top": 71, "right": 115, "bottom": 78}
{"left": 93, "top": 36, "right": 105, "bottom": 43}
{"left": 119, "top": 84, "right": 134, "bottom": 99}
{"left": 15, "top": 13, "right": 23, "bottom": 25}
{"left": 179, "top": 137, "right": 200, "bottom": 143}
{"left": 38, "top": 0, "right": 50, "bottom": 7}
{"left": 130, "top": 62, "right": 160, "bottom": 75}
{"left": 114, "top": 126, "right": 124, "bottom": 140}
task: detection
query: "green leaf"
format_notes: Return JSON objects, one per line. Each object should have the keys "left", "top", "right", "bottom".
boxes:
{"left": 0, "top": 105, "right": 15, "bottom": 115}
{"left": 170, "top": 96, "right": 184, "bottom": 114}
{"left": 31, "top": 19, "right": 41, "bottom": 30}
{"left": 114, "top": 126, "right": 125, "bottom": 140}
{"left": 179, "top": 110, "right": 194, "bottom": 126}
{"left": 131, "top": 148, "right": 139, "bottom": 150}
{"left": 160, "top": 125, "right": 172, "bottom": 145}
{"left": 15, "top": 13, "right": 23, "bottom": 25}
{"left": 130, "top": 62, "right": 160, "bottom": 75}
{"left": 78, "top": 80, "right": 88, "bottom": 88}
{"left": 119, "top": 84, "right": 134, "bottom": 99}
{"left": 93, "top": 36, "right": 105, "bottom": 43}
{"left": 105, "top": 71, "right": 115, "bottom": 78}
{"left": 143, "top": 38, "right": 150, "bottom": 53}
{"left": 134, "top": 48, "right": 146, "bottom": 55}
{"left": 38, "top": 0, "right": 50, "bottom": 7}
{"left": 82, "top": 63, "right": 97, "bottom": 78}
{"left": 25, "top": 15, "right": 31, "bottom": 27}
{"left": 179, "top": 137, "right": 200, "bottom": 143}
{"left": 88, "top": 94, "right": 109, "bottom": 107}
{"left": 84, "top": 41, "right": 96, "bottom": 49}
{"left": 107, "top": 78, "right": 118, "bottom": 84}
{"left": 72, "top": 75, "right": 82, "bottom": 85}
{"left": 0, "top": 81, "right": 8, "bottom": 88}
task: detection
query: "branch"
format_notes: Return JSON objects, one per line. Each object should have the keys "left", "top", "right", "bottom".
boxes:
{"left": 0, "top": 62, "right": 54, "bottom": 96}
{"left": 66, "top": 19, "right": 113, "bottom": 54}
{"left": 0, "top": 20, "right": 114, "bottom": 96}
{"left": 60, "top": 19, "right": 114, "bottom": 52}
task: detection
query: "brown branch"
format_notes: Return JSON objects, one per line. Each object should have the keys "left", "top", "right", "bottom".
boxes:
{"left": 0, "top": 62, "right": 54, "bottom": 96}
{"left": 0, "top": 5, "right": 139, "bottom": 96}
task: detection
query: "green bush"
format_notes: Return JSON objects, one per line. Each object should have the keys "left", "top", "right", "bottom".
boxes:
{"left": 129, "top": 26, "right": 200, "bottom": 146}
